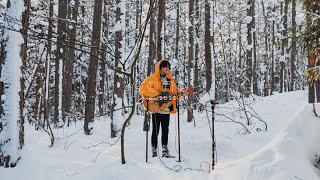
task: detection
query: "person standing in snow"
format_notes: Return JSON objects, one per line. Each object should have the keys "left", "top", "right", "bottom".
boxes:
{"left": 139, "top": 60, "right": 187, "bottom": 158}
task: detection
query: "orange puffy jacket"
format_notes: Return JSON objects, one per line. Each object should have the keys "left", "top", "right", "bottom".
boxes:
{"left": 139, "top": 60, "right": 178, "bottom": 114}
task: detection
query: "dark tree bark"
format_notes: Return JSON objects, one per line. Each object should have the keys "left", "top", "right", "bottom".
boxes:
{"left": 193, "top": 0, "right": 199, "bottom": 110}
{"left": 246, "top": 0, "right": 255, "bottom": 96}
{"left": 290, "top": 0, "right": 297, "bottom": 91}
{"left": 205, "top": 0, "right": 212, "bottom": 93}
{"left": 35, "top": 64, "right": 45, "bottom": 129}
{"left": 187, "top": 0, "right": 194, "bottom": 122}
{"left": 0, "top": 1, "right": 8, "bottom": 168}
{"left": 304, "top": 1, "right": 320, "bottom": 103}
{"left": 280, "top": 0, "right": 289, "bottom": 93}
{"left": 43, "top": 0, "right": 54, "bottom": 129}
{"left": 98, "top": 2, "right": 108, "bottom": 117}
{"left": 19, "top": 0, "right": 31, "bottom": 149}
{"left": 213, "top": 0, "right": 218, "bottom": 100}
{"left": 110, "top": 0, "right": 125, "bottom": 138}
{"left": 148, "top": 0, "right": 155, "bottom": 75}
{"left": 175, "top": 3, "right": 180, "bottom": 61}
{"left": 308, "top": 51, "right": 316, "bottom": 103}
{"left": 262, "top": 1, "right": 270, "bottom": 96}
{"left": 314, "top": 3, "right": 320, "bottom": 102}
{"left": 84, "top": 0, "right": 103, "bottom": 135}
{"left": 252, "top": 1, "right": 258, "bottom": 96}
{"left": 75, "top": 0, "right": 86, "bottom": 121}
{"left": 157, "top": 0, "right": 165, "bottom": 60}
{"left": 62, "top": 0, "right": 79, "bottom": 126}
{"left": 271, "top": 6, "right": 275, "bottom": 95}
{"left": 54, "top": 0, "right": 67, "bottom": 127}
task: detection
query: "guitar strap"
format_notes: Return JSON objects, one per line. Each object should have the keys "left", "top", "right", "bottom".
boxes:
{"left": 163, "top": 78, "right": 174, "bottom": 111}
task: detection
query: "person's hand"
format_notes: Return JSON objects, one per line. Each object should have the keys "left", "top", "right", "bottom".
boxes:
{"left": 158, "top": 92, "right": 170, "bottom": 100}
{"left": 183, "top": 90, "right": 189, "bottom": 96}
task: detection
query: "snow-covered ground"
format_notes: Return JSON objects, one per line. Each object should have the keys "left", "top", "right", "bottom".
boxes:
{"left": 2, "top": 90, "right": 320, "bottom": 180}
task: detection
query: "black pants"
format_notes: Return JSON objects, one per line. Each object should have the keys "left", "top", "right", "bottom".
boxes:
{"left": 151, "top": 113, "right": 170, "bottom": 148}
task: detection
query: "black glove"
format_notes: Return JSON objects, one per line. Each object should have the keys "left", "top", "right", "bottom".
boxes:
{"left": 158, "top": 92, "right": 170, "bottom": 106}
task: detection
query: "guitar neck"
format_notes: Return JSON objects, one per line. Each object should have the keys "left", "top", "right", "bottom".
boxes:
{"left": 169, "top": 91, "right": 184, "bottom": 97}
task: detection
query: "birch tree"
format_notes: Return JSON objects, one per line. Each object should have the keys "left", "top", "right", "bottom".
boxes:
{"left": 0, "top": 0, "right": 26, "bottom": 167}
{"left": 110, "top": 0, "right": 125, "bottom": 138}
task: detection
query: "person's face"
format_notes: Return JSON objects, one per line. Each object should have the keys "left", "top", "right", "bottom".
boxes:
{"left": 160, "top": 66, "right": 169, "bottom": 75}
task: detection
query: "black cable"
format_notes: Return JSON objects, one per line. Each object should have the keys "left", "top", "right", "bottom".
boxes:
{"left": 151, "top": 102, "right": 205, "bottom": 173}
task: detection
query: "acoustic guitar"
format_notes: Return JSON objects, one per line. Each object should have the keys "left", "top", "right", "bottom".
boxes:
{"left": 142, "top": 87, "right": 197, "bottom": 113}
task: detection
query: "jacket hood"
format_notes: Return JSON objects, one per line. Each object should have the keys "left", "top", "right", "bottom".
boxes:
{"left": 155, "top": 60, "right": 172, "bottom": 79}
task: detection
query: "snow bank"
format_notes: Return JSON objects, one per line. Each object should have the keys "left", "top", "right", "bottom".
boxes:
{"left": 1, "top": 90, "right": 319, "bottom": 180}
{"left": 215, "top": 103, "right": 320, "bottom": 180}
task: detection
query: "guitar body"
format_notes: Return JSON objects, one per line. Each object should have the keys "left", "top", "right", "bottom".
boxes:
{"left": 143, "top": 99, "right": 174, "bottom": 113}
{"left": 141, "top": 87, "right": 196, "bottom": 113}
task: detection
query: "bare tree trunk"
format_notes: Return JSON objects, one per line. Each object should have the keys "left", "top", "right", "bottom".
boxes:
{"left": 35, "top": 63, "right": 44, "bottom": 130}
{"left": 157, "top": 0, "right": 165, "bottom": 60}
{"left": 280, "top": 2, "right": 284, "bottom": 93}
{"left": 175, "top": 3, "right": 180, "bottom": 61}
{"left": 284, "top": 0, "right": 289, "bottom": 92}
{"left": 98, "top": 58, "right": 106, "bottom": 117}
{"left": 0, "top": 25, "right": 5, "bottom": 165}
{"left": 281, "top": 0, "right": 289, "bottom": 93}
{"left": 0, "top": 24, "right": 8, "bottom": 167}
{"left": 219, "top": 26, "right": 229, "bottom": 102}
{"left": 133, "top": 0, "right": 141, "bottom": 85}
{"left": 62, "top": 0, "right": 79, "bottom": 126}
{"left": 193, "top": 0, "right": 199, "bottom": 110}
{"left": 187, "top": 0, "right": 194, "bottom": 122}
{"left": 0, "top": 22, "right": 4, "bottom": 121}
{"left": 290, "top": 0, "right": 296, "bottom": 91}
{"left": 205, "top": 0, "right": 212, "bottom": 93}
{"left": 135, "top": 0, "right": 140, "bottom": 38}
{"left": 213, "top": 0, "right": 218, "bottom": 100}
{"left": 314, "top": 3, "right": 320, "bottom": 102}
{"left": 148, "top": 0, "right": 155, "bottom": 75}
{"left": 316, "top": 59, "right": 320, "bottom": 103}
{"left": 252, "top": 6, "right": 258, "bottom": 95}
{"left": 75, "top": 0, "right": 86, "bottom": 120}
{"left": 246, "top": 0, "right": 254, "bottom": 96}
{"left": 43, "top": 0, "right": 54, "bottom": 128}
{"left": 271, "top": 6, "right": 275, "bottom": 95}
{"left": 111, "top": 0, "right": 125, "bottom": 138}
{"left": 280, "top": 61, "right": 285, "bottom": 93}
{"left": 238, "top": 15, "right": 244, "bottom": 93}
{"left": 18, "top": 0, "right": 31, "bottom": 149}
{"left": 238, "top": 20, "right": 242, "bottom": 69}
{"left": 54, "top": 0, "right": 68, "bottom": 127}
{"left": 98, "top": 2, "right": 108, "bottom": 116}
{"left": 305, "top": 1, "right": 320, "bottom": 103}
{"left": 84, "top": 0, "right": 103, "bottom": 135}
{"left": 253, "top": 1, "right": 259, "bottom": 95}
{"left": 308, "top": 51, "right": 316, "bottom": 103}
{"left": 0, "top": 0, "right": 26, "bottom": 167}
{"left": 262, "top": 1, "right": 270, "bottom": 96}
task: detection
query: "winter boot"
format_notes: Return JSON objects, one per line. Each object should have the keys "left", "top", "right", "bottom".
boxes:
{"left": 152, "top": 146, "right": 157, "bottom": 157}
{"left": 162, "top": 145, "right": 175, "bottom": 158}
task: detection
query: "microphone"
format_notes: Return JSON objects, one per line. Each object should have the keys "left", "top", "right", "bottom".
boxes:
{"left": 210, "top": 99, "right": 219, "bottom": 105}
